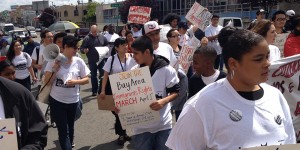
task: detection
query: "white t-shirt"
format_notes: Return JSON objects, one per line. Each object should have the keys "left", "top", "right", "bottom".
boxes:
{"left": 269, "top": 45, "right": 281, "bottom": 62}
{"left": 205, "top": 24, "right": 223, "bottom": 55}
{"left": 132, "top": 65, "right": 179, "bottom": 135}
{"left": 12, "top": 52, "right": 32, "bottom": 79}
{"left": 104, "top": 33, "right": 120, "bottom": 58}
{"left": 103, "top": 54, "right": 137, "bottom": 74}
{"left": 31, "top": 44, "right": 45, "bottom": 65}
{"left": 154, "top": 42, "right": 178, "bottom": 68}
{"left": 201, "top": 69, "right": 220, "bottom": 85}
{"left": 45, "top": 57, "right": 90, "bottom": 104}
{"left": 132, "top": 29, "right": 143, "bottom": 38}
{"left": 166, "top": 78, "right": 296, "bottom": 150}
{"left": 0, "top": 96, "right": 5, "bottom": 119}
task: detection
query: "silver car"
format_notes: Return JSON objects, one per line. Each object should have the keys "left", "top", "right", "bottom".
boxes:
{"left": 30, "top": 31, "right": 38, "bottom": 38}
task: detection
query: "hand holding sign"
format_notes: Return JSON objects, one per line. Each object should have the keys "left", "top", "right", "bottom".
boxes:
{"left": 185, "top": 2, "right": 212, "bottom": 30}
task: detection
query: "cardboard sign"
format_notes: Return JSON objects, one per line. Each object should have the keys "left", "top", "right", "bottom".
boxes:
{"left": 185, "top": 2, "right": 212, "bottom": 30}
{"left": 241, "top": 144, "right": 300, "bottom": 150}
{"left": 95, "top": 47, "right": 109, "bottom": 65}
{"left": 97, "top": 95, "right": 115, "bottom": 111}
{"left": 109, "top": 66, "right": 160, "bottom": 129}
{"left": 266, "top": 54, "right": 300, "bottom": 141}
{"left": 273, "top": 33, "right": 290, "bottom": 57}
{"left": 0, "top": 118, "right": 18, "bottom": 150}
{"left": 159, "top": 24, "right": 172, "bottom": 43}
{"left": 128, "top": 6, "right": 152, "bottom": 24}
{"left": 178, "top": 45, "right": 196, "bottom": 73}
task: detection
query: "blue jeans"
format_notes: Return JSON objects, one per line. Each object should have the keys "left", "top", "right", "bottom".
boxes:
{"left": 89, "top": 59, "right": 106, "bottom": 93}
{"left": 133, "top": 129, "right": 171, "bottom": 150}
{"left": 49, "top": 96, "right": 78, "bottom": 150}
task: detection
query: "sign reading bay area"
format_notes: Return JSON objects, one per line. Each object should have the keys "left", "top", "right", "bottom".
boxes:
{"left": 109, "top": 66, "right": 160, "bottom": 129}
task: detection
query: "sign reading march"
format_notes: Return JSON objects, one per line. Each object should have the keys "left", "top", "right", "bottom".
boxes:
{"left": 179, "top": 45, "right": 196, "bottom": 73}
{"left": 266, "top": 54, "right": 300, "bottom": 141}
{"left": 109, "top": 66, "right": 160, "bottom": 129}
{"left": 0, "top": 118, "right": 18, "bottom": 150}
{"left": 185, "top": 2, "right": 212, "bottom": 30}
{"left": 128, "top": 6, "right": 152, "bottom": 24}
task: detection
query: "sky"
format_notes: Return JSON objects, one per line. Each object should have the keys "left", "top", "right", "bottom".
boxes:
{"left": 0, "top": 0, "right": 117, "bottom": 12}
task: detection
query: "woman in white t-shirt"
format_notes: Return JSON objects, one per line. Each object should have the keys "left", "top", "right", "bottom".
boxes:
{"left": 252, "top": 19, "right": 281, "bottom": 62}
{"left": 166, "top": 29, "right": 296, "bottom": 149}
{"left": 98, "top": 37, "right": 137, "bottom": 145}
{"left": 44, "top": 36, "right": 90, "bottom": 150}
{"left": 6, "top": 40, "right": 37, "bottom": 91}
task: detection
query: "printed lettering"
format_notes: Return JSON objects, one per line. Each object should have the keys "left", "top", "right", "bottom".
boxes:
{"left": 115, "top": 97, "right": 137, "bottom": 108}
{"left": 272, "top": 59, "right": 300, "bottom": 78}
{"left": 294, "top": 101, "right": 300, "bottom": 116}
{"left": 272, "top": 81, "right": 285, "bottom": 94}
{"left": 289, "top": 82, "right": 294, "bottom": 93}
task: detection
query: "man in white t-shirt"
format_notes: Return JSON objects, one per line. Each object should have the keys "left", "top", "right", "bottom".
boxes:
{"left": 104, "top": 24, "right": 120, "bottom": 58}
{"left": 144, "top": 21, "right": 178, "bottom": 69}
{"left": 31, "top": 29, "right": 53, "bottom": 84}
{"left": 205, "top": 15, "right": 223, "bottom": 71}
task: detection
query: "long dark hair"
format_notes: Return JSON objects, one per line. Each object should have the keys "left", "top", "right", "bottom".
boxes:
{"left": 6, "top": 40, "right": 19, "bottom": 62}
{"left": 111, "top": 38, "right": 128, "bottom": 55}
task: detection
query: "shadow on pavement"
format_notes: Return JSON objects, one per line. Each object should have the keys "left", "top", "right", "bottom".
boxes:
{"left": 47, "top": 140, "right": 61, "bottom": 150}
{"left": 81, "top": 95, "right": 97, "bottom": 104}
{"left": 88, "top": 140, "right": 134, "bottom": 150}
{"left": 77, "top": 146, "right": 91, "bottom": 150}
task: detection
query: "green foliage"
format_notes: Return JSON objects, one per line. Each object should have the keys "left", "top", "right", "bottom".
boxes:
{"left": 85, "top": 2, "right": 100, "bottom": 22}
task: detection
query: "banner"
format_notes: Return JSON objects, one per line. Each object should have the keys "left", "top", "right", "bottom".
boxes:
{"left": 0, "top": 118, "right": 18, "bottom": 150}
{"left": 128, "top": 6, "right": 152, "bottom": 24}
{"left": 178, "top": 45, "right": 196, "bottom": 73}
{"left": 185, "top": 2, "right": 212, "bottom": 30}
{"left": 109, "top": 66, "right": 160, "bottom": 129}
{"left": 241, "top": 144, "right": 300, "bottom": 150}
{"left": 273, "top": 33, "right": 290, "bottom": 57}
{"left": 266, "top": 54, "right": 300, "bottom": 141}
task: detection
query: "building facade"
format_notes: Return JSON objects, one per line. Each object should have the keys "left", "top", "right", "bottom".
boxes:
{"left": 55, "top": 4, "right": 88, "bottom": 27}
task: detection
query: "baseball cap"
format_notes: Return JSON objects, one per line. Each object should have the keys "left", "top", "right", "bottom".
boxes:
{"left": 178, "top": 22, "right": 189, "bottom": 30}
{"left": 144, "top": 21, "right": 160, "bottom": 34}
{"left": 256, "top": 9, "right": 265, "bottom": 15}
{"left": 286, "top": 10, "right": 295, "bottom": 17}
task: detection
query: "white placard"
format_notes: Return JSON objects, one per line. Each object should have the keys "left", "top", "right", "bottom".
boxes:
{"left": 185, "top": 2, "right": 212, "bottom": 30}
{"left": 178, "top": 45, "right": 196, "bottom": 73}
{"left": 273, "top": 33, "right": 290, "bottom": 57}
{"left": 0, "top": 118, "right": 18, "bottom": 150}
{"left": 109, "top": 66, "right": 160, "bottom": 129}
{"left": 266, "top": 54, "right": 300, "bottom": 141}
{"left": 128, "top": 6, "right": 152, "bottom": 24}
{"left": 241, "top": 144, "right": 300, "bottom": 150}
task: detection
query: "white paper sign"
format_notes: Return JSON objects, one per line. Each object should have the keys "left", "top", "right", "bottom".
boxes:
{"left": 95, "top": 46, "right": 109, "bottom": 65}
{"left": 178, "top": 45, "right": 196, "bottom": 73}
{"left": 273, "top": 33, "right": 290, "bottom": 57}
{"left": 109, "top": 66, "right": 160, "bottom": 129}
{"left": 241, "top": 144, "right": 300, "bottom": 150}
{"left": 185, "top": 2, "right": 212, "bottom": 30}
{"left": 128, "top": 6, "right": 152, "bottom": 24}
{"left": 159, "top": 24, "right": 172, "bottom": 43}
{"left": 266, "top": 54, "right": 300, "bottom": 141}
{"left": 0, "top": 118, "right": 18, "bottom": 150}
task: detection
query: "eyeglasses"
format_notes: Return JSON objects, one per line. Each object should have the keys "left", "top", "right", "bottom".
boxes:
{"left": 169, "top": 35, "right": 180, "bottom": 38}
{"left": 276, "top": 18, "right": 287, "bottom": 21}
{"left": 46, "top": 36, "right": 54, "bottom": 39}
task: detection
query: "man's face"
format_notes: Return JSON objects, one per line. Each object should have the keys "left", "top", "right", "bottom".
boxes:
{"left": 211, "top": 17, "right": 219, "bottom": 27}
{"left": 146, "top": 29, "right": 160, "bottom": 46}
{"left": 257, "top": 12, "right": 265, "bottom": 20}
{"left": 91, "top": 27, "right": 98, "bottom": 37}
{"left": 43, "top": 32, "right": 53, "bottom": 45}
{"left": 132, "top": 48, "right": 146, "bottom": 65}
{"left": 108, "top": 26, "right": 115, "bottom": 34}
{"left": 274, "top": 14, "right": 287, "bottom": 29}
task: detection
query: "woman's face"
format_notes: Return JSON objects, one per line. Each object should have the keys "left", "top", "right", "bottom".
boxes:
{"left": 116, "top": 43, "right": 128, "bottom": 53}
{"left": 170, "top": 19, "right": 178, "bottom": 28}
{"left": 265, "top": 24, "right": 277, "bottom": 44}
{"left": 55, "top": 37, "right": 64, "bottom": 51}
{"left": 121, "top": 30, "right": 126, "bottom": 36}
{"left": 233, "top": 40, "right": 270, "bottom": 86}
{"left": 126, "top": 33, "right": 133, "bottom": 41}
{"left": 13, "top": 42, "right": 22, "bottom": 52}
{"left": 168, "top": 30, "right": 180, "bottom": 45}
{"left": 0, "top": 66, "right": 15, "bottom": 80}
{"left": 64, "top": 46, "right": 77, "bottom": 57}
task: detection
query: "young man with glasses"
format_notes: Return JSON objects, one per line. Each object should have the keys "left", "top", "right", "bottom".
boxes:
{"left": 272, "top": 10, "right": 289, "bottom": 55}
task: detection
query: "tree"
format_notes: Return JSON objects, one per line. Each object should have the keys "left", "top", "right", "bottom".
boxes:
{"left": 38, "top": 7, "right": 56, "bottom": 28}
{"left": 119, "top": 0, "right": 159, "bottom": 24}
{"left": 85, "top": 1, "right": 101, "bottom": 22}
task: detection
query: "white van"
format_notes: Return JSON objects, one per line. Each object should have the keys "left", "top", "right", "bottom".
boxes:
{"left": 3, "top": 23, "right": 15, "bottom": 35}
{"left": 219, "top": 17, "right": 243, "bottom": 29}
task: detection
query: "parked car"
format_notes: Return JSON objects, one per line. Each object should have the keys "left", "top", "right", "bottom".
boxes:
{"left": 26, "top": 26, "right": 35, "bottom": 31}
{"left": 74, "top": 28, "right": 90, "bottom": 39}
{"left": 30, "top": 31, "right": 38, "bottom": 38}
{"left": 35, "top": 28, "right": 41, "bottom": 32}
{"left": 9, "top": 30, "right": 26, "bottom": 41}
{"left": 218, "top": 17, "right": 244, "bottom": 29}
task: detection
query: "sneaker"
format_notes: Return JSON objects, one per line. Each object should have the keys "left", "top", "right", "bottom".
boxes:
{"left": 92, "top": 93, "right": 97, "bottom": 96}
{"left": 117, "top": 135, "right": 125, "bottom": 145}
{"left": 72, "top": 142, "right": 75, "bottom": 148}
{"left": 51, "top": 122, "right": 57, "bottom": 128}
{"left": 124, "top": 135, "right": 131, "bottom": 141}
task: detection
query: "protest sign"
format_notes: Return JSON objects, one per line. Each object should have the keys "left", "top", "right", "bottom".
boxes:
{"left": 273, "top": 33, "right": 290, "bottom": 57}
{"left": 241, "top": 144, "right": 300, "bottom": 150}
{"left": 95, "top": 47, "right": 109, "bottom": 65}
{"left": 97, "top": 95, "right": 115, "bottom": 110}
{"left": 128, "top": 6, "right": 152, "bottom": 24}
{"left": 109, "top": 66, "right": 160, "bottom": 129}
{"left": 159, "top": 24, "right": 171, "bottom": 43}
{"left": 178, "top": 45, "right": 196, "bottom": 73}
{"left": 266, "top": 54, "right": 300, "bottom": 141}
{"left": 185, "top": 2, "right": 212, "bottom": 30}
{"left": 0, "top": 118, "right": 18, "bottom": 150}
